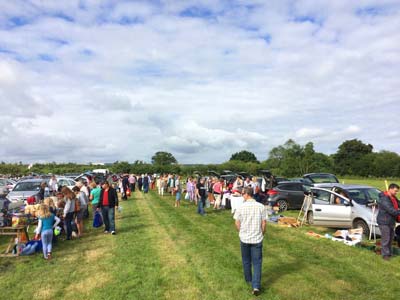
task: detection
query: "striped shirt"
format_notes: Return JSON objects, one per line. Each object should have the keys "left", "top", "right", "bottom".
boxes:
{"left": 233, "top": 199, "right": 267, "bottom": 244}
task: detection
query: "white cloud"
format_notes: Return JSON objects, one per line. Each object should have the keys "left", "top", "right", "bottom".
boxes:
{"left": 0, "top": 1, "right": 399, "bottom": 163}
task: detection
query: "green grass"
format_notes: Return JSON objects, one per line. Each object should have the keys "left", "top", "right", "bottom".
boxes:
{"left": 1, "top": 183, "right": 400, "bottom": 299}
{"left": 338, "top": 178, "right": 399, "bottom": 191}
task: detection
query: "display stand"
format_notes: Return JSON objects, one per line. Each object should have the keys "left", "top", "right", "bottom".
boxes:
{"left": 0, "top": 226, "right": 30, "bottom": 257}
{"left": 297, "top": 194, "right": 313, "bottom": 227}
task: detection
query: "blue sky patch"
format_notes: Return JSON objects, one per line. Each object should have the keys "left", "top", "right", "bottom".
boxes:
{"left": 356, "top": 6, "right": 388, "bottom": 17}
{"left": 118, "top": 16, "right": 143, "bottom": 25}
{"left": 0, "top": 46, "right": 15, "bottom": 55}
{"left": 262, "top": 34, "right": 272, "bottom": 44}
{"left": 7, "top": 16, "right": 31, "bottom": 29}
{"left": 46, "top": 38, "right": 69, "bottom": 46}
{"left": 180, "top": 6, "right": 215, "bottom": 18}
{"left": 38, "top": 53, "right": 57, "bottom": 62}
{"left": 52, "top": 12, "right": 74, "bottom": 23}
{"left": 80, "top": 49, "right": 94, "bottom": 56}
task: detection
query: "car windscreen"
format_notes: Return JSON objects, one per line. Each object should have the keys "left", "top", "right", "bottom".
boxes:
{"left": 307, "top": 174, "right": 339, "bottom": 183}
{"left": 13, "top": 182, "right": 41, "bottom": 192}
{"left": 347, "top": 188, "right": 381, "bottom": 205}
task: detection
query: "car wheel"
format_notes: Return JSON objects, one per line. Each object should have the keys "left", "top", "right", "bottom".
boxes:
{"left": 353, "top": 219, "right": 370, "bottom": 238}
{"left": 277, "top": 199, "right": 288, "bottom": 212}
{"left": 307, "top": 211, "right": 314, "bottom": 225}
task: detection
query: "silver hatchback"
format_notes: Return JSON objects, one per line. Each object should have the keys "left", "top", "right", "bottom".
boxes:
{"left": 6, "top": 179, "right": 44, "bottom": 205}
{"left": 306, "top": 184, "right": 381, "bottom": 238}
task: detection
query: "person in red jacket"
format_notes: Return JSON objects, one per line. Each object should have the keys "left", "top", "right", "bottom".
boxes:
{"left": 97, "top": 181, "right": 119, "bottom": 235}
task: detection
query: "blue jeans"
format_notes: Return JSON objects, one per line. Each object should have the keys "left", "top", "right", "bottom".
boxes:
{"left": 102, "top": 207, "right": 116, "bottom": 232}
{"left": 240, "top": 241, "right": 263, "bottom": 290}
{"left": 41, "top": 229, "right": 53, "bottom": 258}
{"left": 197, "top": 196, "right": 206, "bottom": 215}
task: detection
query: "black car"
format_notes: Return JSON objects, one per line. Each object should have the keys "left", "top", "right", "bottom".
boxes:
{"left": 267, "top": 181, "right": 311, "bottom": 212}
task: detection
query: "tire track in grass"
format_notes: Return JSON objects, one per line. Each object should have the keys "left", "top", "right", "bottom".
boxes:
{"left": 109, "top": 192, "right": 165, "bottom": 300}
{"left": 134, "top": 191, "right": 206, "bottom": 300}
{"left": 144, "top": 192, "right": 256, "bottom": 300}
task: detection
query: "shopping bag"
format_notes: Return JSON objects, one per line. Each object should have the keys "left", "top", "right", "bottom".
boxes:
{"left": 184, "top": 192, "right": 190, "bottom": 200}
{"left": 93, "top": 211, "right": 103, "bottom": 228}
{"left": 126, "top": 188, "right": 131, "bottom": 197}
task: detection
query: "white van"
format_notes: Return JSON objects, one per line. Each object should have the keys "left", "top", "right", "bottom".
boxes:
{"left": 92, "top": 169, "right": 110, "bottom": 175}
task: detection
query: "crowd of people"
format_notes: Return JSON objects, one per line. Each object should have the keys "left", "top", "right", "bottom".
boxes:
{"left": 29, "top": 178, "right": 121, "bottom": 260}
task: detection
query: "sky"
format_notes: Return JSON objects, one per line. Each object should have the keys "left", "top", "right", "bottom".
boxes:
{"left": 0, "top": 0, "right": 399, "bottom": 164}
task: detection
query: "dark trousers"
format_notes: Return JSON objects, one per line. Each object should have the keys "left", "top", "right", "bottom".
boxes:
{"left": 122, "top": 185, "right": 129, "bottom": 200}
{"left": 65, "top": 212, "right": 74, "bottom": 240}
{"left": 240, "top": 241, "right": 263, "bottom": 290}
{"left": 130, "top": 183, "right": 135, "bottom": 192}
{"left": 197, "top": 195, "right": 206, "bottom": 215}
{"left": 379, "top": 225, "right": 394, "bottom": 257}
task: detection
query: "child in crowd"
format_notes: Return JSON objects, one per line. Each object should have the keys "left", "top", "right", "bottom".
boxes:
{"left": 35, "top": 204, "right": 61, "bottom": 260}
{"left": 72, "top": 186, "right": 88, "bottom": 237}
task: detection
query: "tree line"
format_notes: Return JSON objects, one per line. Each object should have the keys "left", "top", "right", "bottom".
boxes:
{"left": 1, "top": 139, "right": 399, "bottom": 178}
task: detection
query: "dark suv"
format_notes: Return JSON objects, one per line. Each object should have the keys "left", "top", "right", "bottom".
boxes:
{"left": 267, "top": 181, "right": 311, "bottom": 211}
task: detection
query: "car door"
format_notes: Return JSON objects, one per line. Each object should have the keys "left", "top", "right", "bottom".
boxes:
{"left": 285, "top": 183, "right": 306, "bottom": 209}
{"left": 311, "top": 188, "right": 352, "bottom": 227}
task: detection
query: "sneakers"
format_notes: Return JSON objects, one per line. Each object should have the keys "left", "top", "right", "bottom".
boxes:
{"left": 104, "top": 230, "right": 109, "bottom": 234}
{"left": 252, "top": 289, "right": 261, "bottom": 296}
{"left": 111, "top": 231, "right": 116, "bottom": 235}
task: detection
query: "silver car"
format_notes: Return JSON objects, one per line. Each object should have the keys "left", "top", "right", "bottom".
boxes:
{"left": 0, "top": 178, "right": 17, "bottom": 193}
{"left": 306, "top": 184, "right": 381, "bottom": 238}
{"left": 6, "top": 179, "right": 45, "bottom": 205}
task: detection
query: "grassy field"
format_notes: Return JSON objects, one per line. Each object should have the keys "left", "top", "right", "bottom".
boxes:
{"left": 0, "top": 178, "right": 399, "bottom": 299}
{"left": 338, "top": 178, "right": 396, "bottom": 191}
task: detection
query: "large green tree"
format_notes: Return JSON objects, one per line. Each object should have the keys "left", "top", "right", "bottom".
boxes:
{"left": 266, "top": 139, "right": 332, "bottom": 177}
{"left": 333, "top": 139, "right": 373, "bottom": 175}
{"left": 151, "top": 151, "right": 178, "bottom": 165}
{"left": 229, "top": 150, "right": 259, "bottom": 163}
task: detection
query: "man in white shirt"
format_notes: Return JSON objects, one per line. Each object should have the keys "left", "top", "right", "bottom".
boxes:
{"left": 48, "top": 175, "right": 58, "bottom": 195}
{"left": 233, "top": 187, "right": 267, "bottom": 296}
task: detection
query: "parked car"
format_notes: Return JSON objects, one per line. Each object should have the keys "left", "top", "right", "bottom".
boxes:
{"left": 0, "top": 178, "right": 17, "bottom": 193}
{"left": 306, "top": 183, "right": 381, "bottom": 237}
{"left": 302, "top": 173, "right": 339, "bottom": 185}
{"left": 6, "top": 179, "right": 45, "bottom": 205}
{"left": 267, "top": 181, "right": 312, "bottom": 211}
{"left": 56, "top": 177, "right": 77, "bottom": 190}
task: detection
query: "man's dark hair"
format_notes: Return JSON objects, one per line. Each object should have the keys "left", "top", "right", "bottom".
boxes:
{"left": 243, "top": 187, "right": 253, "bottom": 197}
{"left": 389, "top": 183, "right": 399, "bottom": 190}
{"left": 72, "top": 186, "right": 80, "bottom": 192}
